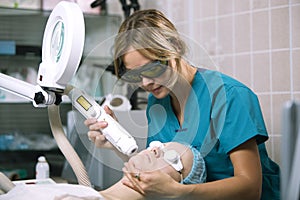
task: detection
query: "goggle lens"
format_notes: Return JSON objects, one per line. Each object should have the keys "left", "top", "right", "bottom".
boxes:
{"left": 119, "top": 60, "right": 168, "bottom": 83}
{"left": 148, "top": 141, "right": 183, "bottom": 172}
{"left": 141, "top": 64, "right": 166, "bottom": 77}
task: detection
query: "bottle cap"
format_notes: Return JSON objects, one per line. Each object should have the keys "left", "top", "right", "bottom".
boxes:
{"left": 38, "top": 156, "right": 46, "bottom": 162}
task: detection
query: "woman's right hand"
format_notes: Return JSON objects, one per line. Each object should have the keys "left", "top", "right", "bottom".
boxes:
{"left": 84, "top": 105, "right": 117, "bottom": 149}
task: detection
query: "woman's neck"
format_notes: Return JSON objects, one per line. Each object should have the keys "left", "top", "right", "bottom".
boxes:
{"left": 170, "top": 61, "right": 197, "bottom": 126}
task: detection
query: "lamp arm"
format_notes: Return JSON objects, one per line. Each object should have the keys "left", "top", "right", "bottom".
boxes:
{"left": 0, "top": 72, "right": 57, "bottom": 107}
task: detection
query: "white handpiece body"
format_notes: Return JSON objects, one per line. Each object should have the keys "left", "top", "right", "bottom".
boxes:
{"left": 68, "top": 87, "right": 138, "bottom": 156}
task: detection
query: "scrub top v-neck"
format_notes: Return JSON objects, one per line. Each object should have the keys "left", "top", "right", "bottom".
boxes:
{"left": 146, "top": 68, "right": 280, "bottom": 200}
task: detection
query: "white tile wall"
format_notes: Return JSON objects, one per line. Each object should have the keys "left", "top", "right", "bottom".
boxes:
{"left": 138, "top": 0, "right": 300, "bottom": 166}
{"left": 1, "top": 0, "right": 297, "bottom": 166}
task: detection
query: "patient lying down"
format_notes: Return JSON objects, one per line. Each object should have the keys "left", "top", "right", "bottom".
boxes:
{"left": 1, "top": 142, "right": 206, "bottom": 200}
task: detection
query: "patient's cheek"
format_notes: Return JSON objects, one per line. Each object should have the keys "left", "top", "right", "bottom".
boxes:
{"left": 128, "top": 154, "right": 150, "bottom": 171}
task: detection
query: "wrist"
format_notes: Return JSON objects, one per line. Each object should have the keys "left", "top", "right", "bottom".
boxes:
{"left": 173, "top": 182, "right": 197, "bottom": 199}
{"left": 170, "top": 181, "right": 188, "bottom": 198}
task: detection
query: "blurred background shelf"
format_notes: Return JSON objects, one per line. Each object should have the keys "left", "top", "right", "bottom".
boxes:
{"left": 0, "top": 148, "right": 64, "bottom": 180}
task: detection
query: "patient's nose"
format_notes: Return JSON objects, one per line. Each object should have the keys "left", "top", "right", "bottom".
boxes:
{"left": 151, "top": 147, "right": 162, "bottom": 158}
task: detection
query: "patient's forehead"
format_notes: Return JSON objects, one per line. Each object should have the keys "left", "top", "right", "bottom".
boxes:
{"left": 164, "top": 142, "right": 189, "bottom": 154}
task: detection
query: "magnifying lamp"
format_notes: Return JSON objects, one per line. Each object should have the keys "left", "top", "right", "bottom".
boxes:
{"left": 37, "top": 1, "right": 84, "bottom": 92}
{"left": 0, "top": 1, "right": 138, "bottom": 189}
{"left": 0, "top": 1, "right": 84, "bottom": 107}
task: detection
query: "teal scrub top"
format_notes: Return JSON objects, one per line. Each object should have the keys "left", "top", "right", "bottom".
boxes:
{"left": 146, "top": 68, "right": 280, "bottom": 200}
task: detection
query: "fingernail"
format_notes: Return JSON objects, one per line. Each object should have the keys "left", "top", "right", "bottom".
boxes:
{"left": 100, "top": 121, "right": 108, "bottom": 126}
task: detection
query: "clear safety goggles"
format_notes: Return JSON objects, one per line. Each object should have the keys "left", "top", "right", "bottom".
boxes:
{"left": 148, "top": 141, "right": 183, "bottom": 181}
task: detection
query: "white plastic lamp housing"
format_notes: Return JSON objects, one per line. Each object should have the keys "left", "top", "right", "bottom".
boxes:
{"left": 37, "top": 1, "right": 85, "bottom": 91}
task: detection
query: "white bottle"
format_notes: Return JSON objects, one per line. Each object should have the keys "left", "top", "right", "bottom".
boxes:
{"left": 35, "top": 156, "right": 50, "bottom": 179}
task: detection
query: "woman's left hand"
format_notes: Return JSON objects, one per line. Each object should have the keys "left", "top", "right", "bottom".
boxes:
{"left": 122, "top": 162, "right": 179, "bottom": 198}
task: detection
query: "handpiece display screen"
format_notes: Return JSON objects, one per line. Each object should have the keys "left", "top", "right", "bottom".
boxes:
{"left": 76, "top": 95, "right": 92, "bottom": 111}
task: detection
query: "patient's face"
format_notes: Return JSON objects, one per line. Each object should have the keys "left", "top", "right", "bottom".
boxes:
{"left": 128, "top": 142, "right": 193, "bottom": 181}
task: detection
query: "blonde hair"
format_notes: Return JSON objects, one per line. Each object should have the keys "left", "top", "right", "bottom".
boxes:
{"left": 114, "top": 9, "right": 187, "bottom": 78}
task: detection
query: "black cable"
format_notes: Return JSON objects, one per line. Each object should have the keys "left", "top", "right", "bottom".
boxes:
{"left": 130, "top": 0, "right": 140, "bottom": 11}
{"left": 119, "top": 0, "right": 140, "bottom": 18}
{"left": 119, "top": 0, "right": 131, "bottom": 18}
{"left": 90, "top": 0, "right": 106, "bottom": 8}
{"left": 91, "top": 0, "right": 140, "bottom": 18}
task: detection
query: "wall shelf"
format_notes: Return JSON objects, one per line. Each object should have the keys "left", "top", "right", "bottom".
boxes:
{"left": 0, "top": 6, "right": 122, "bottom": 102}
{"left": 0, "top": 6, "right": 121, "bottom": 61}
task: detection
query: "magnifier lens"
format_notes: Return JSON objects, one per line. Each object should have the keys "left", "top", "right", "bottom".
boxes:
{"left": 50, "top": 21, "right": 64, "bottom": 63}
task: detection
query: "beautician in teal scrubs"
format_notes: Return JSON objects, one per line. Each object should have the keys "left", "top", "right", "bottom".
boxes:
{"left": 85, "top": 9, "right": 280, "bottom": 200}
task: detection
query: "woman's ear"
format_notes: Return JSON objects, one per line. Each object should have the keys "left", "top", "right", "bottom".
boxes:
{"left": 168, "top": 59, "right": 177, "bottom": 70}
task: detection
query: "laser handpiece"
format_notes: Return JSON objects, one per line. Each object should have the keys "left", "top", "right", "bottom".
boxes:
{"left": 67, "top": 87, "right": 138, "bottom": 156}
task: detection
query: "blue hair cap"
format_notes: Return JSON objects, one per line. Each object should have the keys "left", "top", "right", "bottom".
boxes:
{"left": 182, "top": 146, "right": 206, "bottom": 184}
